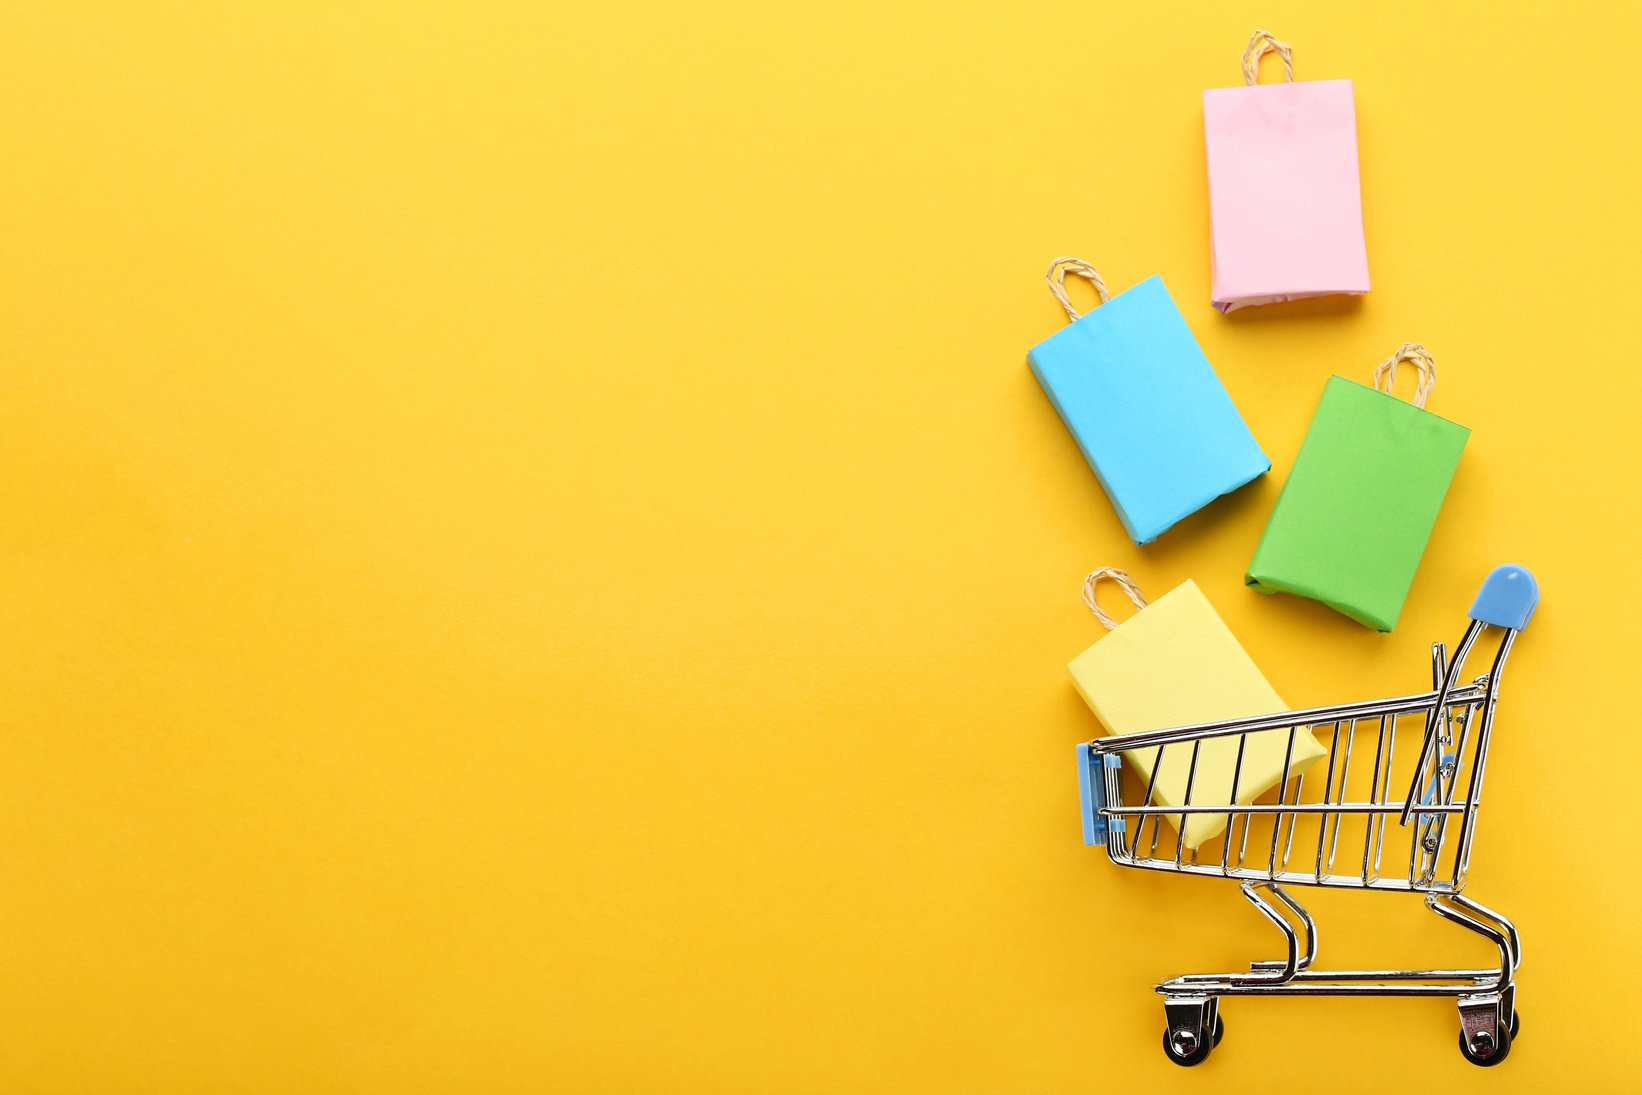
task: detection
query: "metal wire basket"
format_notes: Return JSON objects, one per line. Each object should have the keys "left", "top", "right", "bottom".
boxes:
{"left": 1078, "top": 565, "right": 1538, "bottom": 1066}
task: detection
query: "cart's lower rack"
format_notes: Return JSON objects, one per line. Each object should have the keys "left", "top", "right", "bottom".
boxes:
{"left": 1163, "top": 968, "right": 1505, "bottom": 996}
{"left": 1151, "top": 881, "right": 1521, "bottom": 1068}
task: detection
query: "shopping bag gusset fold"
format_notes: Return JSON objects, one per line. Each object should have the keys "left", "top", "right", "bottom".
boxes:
{"left": 1028, "top": 258, "right": 1269, "bottom": 545}
{"left": 1204, "top": 30, "right": 1371, "bottom": 312}
{"left": 1246, "top": 344, "right": 1469, "bottom": 632}
{"left": 1069, "top": 568, "right": 1325, "bottom": 849}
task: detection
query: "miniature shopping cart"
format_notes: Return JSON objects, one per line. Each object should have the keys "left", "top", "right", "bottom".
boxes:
{"left": 1078, "top": 565, "right": 1538, "bottom": 1067}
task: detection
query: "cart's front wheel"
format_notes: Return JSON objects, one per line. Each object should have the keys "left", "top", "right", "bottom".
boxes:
{"left": 1162, "top": 1015, "right": 1223, "bottom": 1067}
{"left": 1459, "top": 1020, "right": 1512, "bottom": 1067}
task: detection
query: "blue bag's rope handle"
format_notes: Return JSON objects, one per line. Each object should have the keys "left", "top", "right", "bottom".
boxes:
{"left": 1045, "top": 258, "right": 1111, "bottom": 323}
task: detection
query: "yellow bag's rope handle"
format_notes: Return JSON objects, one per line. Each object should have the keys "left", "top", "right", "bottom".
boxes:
{"left": 1082, "top": 567, "right": 1148, "bottom": 631}
{"left": 1046, "top": 257, "right": 1111, "bottom": 323}
{"left": 1373, "top": 343, "right": 1437, "bottom": 410}
{"left": 1242, "top": 29, "right": 1294, "bottom": 85}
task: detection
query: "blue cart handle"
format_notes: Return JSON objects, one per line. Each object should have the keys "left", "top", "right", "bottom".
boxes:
{"left": 1468, "top": 565, "right": 1538, "bottom": 631}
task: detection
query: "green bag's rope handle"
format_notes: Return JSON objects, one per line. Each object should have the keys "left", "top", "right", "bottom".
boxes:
{"left": 1046, "top": 257, "right": 1111, "bottom": 323}
{"left": 1372, "top": 343, "right": 1438, "bottom": 410}
{"left": 1242, "top": 30, "right": 1294, "bottom": 85}
{"left": 1082, "top": 567, "right": 1148, "bottom": 631}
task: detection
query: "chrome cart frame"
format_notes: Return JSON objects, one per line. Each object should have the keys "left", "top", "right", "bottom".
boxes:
{"left": 1077, "top": 566, "right": 1538, "bottom": 1067}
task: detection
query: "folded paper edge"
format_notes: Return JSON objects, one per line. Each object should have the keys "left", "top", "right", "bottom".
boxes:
{"left": 1213, "top": 287, "right": 1370, "bottom": 314}
{"left": 1244, "top": 570, "right": 1397, "bottom": 633}
{"left": 1131, "top": 453, "right": 1271, "bottom": 545}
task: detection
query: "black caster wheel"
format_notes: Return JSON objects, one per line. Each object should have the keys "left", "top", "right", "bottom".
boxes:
{"left": 1162, "top": 1015, "right": 1223, "bottom": 1067}
{"left": 1510, "top": 1011, "right": 1521, "bottom": 1041}
{"left": 1459, "top": 1019, "right": 1512, "bottom": 1067}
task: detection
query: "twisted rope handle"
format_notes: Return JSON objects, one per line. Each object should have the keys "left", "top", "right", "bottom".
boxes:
{"left": 1372, "top": 343, "right": 1437, "bottom": 410}
{"left": 1046, "top": 257, "right": 1111, "bottom": 323}
{"left": 1082, "top": 567, "right": 1149, "bottom": 631}
{"left": 1242, "top": 29, "right": 1294, "bottom": 85}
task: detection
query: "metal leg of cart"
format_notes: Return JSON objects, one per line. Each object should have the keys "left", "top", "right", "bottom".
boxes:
{"left": 1156, "top": 882, "right": 1521, "bottom": 1067}
{"left": 1429, "top": 892, "right": 1521, "bottom": 1066}
{"left": 1158, "top": 881, "right": 1310, "bottom": 1067}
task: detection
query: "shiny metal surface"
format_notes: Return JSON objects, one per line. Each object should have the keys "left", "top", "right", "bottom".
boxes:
{"left": 1086, "top": 606, "right": 1529, "bottom": 1061}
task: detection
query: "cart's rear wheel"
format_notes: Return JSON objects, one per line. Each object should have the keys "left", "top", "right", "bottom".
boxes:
{"left": 1162, "top": 1015, "right": 1223, "bottom": 1067}
{"left": 1459, "top": 1020, "right": 1512, "bottom": 1067}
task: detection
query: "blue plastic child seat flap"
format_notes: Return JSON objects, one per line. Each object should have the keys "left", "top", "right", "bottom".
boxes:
{"left": 1078, "top": 744, "right": 1105, "bottom": 846}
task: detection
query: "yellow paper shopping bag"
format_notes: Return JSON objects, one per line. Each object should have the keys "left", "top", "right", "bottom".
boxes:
{"left": 1069, "top": 569, "right": 1326, "bottom": 849}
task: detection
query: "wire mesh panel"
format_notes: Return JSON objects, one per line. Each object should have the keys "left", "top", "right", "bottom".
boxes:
{"left": 1090, "top": 626, "right": 1514, "bottom": 894}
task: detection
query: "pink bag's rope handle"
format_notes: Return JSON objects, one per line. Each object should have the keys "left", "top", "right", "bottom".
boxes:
{"left": 1046, "top": 257, "right": 1111, "bottom": 323}
{"left": 1372, "top": 343, "right": 1438, "bottom": 410}
{"left": 1242, "top": 29, "right": 1294, "bottom": 85}
{"left": 1082, "top": 567, "right": 1149, "bottom": 631}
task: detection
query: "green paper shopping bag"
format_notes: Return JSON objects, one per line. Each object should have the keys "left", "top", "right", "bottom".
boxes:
{"left": 1246, "top": 345, "right": 1468, "bottom": 632}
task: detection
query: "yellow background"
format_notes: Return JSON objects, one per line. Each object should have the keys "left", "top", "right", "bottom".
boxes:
{"left": 0, "top": 2, "right": 1635, "bottom": 1090}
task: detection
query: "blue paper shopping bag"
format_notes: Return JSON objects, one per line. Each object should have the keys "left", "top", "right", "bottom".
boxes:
{"left": 1028, "top": 258, "right": 1269, "bottom": 544}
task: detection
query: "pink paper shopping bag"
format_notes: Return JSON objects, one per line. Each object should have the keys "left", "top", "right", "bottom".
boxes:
{"left": 1204, "top": 31, "right": 1371, "bottom": 312}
